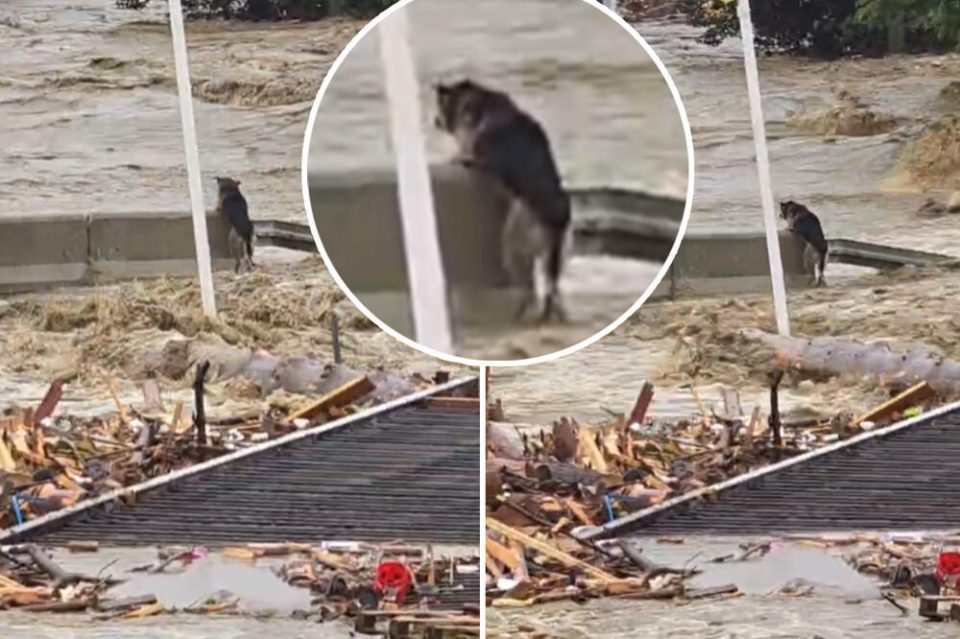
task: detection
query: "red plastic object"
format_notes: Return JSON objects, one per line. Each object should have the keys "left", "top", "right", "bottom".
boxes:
{"left": 374, "top": 562, "right": 412, "bottom": 605}
{"left": 936, "top": 551, "right": 960, "bottom": 585}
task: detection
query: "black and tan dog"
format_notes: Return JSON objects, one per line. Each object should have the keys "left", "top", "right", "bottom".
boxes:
{"left": 434, "top": 79, "right": 571, "bottom": 323}
{"left": 780, "top": 200, "right": 828, "bottom": 286}
{"left": 216, "top": 176, "right": 255, "bottom": 273}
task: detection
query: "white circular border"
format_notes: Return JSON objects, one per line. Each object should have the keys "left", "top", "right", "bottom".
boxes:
{"left": 301, "top": 0, "right": 695, "bottom": 369}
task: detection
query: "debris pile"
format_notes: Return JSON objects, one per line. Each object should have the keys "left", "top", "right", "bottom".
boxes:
{"left": 485, "top": 376, "right": 947, "bottom": 608}
{"left": 900, "top": 115, "right": 960, "bottom": 190}
{"left": 0, "top": 542, "right": 481, "bottom": 632}
{"left": 0, "top": 543, "right": 126, "bottom": 614}
{"left": 787, "top": 91, "right": 899, "bottom": 138}
{"left": 485, "top": 383, "right": 779, "bottom": 607}
{"left": 1, "top": 369, "right": 447, "bottom": 530}
{"left": 786, "top": 533, "right": 960, "bottom": 618}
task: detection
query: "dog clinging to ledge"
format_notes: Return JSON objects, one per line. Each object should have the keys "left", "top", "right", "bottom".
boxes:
{"left": 780, "top": 200, "right": 828, "bottom": 287}
{"left": 216, "top": 176, "right": 255, "bottom": 274}
{"left": 434, "top": 79, "right": 571, "bottom": 323}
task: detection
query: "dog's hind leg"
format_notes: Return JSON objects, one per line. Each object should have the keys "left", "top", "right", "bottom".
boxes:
{"left": 227, "top": 228, "right": 243, "bottom": 274}
{"left": 539, "top": 229, "right": 567, "bottom": 324}
{"left": 505, "top": 250, "right": 536, "bottom": 322}
{"left": 502, "top": 201, "right": 538, "bottom": 322}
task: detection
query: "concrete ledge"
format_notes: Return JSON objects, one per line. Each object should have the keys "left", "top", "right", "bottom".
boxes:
{"left": 0, "top": 212, "right": 234, "bottom": 293}
{"left": 308, "top": 164, "right": 688, "bottom": 294}
{"left": 0, "top": 215, "right": 88, "bottom": 290}
{"left": 310, "top": 164, "right": 511, "bottom": 293}
{"left": 651, "top": 231, "right": 812, "bottom": 300}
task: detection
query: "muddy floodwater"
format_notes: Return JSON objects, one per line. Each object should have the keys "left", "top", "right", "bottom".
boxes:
{"left": 494, "top": 18, "right": 960, "bottom": 421}
{"left": 489, "top": 537, "right": 956, "bottom": 638}
{"left": 0, "top": 546, "right": 472, "bottom": 639}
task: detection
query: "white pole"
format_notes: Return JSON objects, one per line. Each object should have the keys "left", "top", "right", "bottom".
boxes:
{"left": 168, "top": 0, "right": 217, "bottom": 318}
{"left": 737, "top": 0, "right": 790, "bottom": 336}
{"left": 378, "top": 9, "right": 454, "bottom": 353}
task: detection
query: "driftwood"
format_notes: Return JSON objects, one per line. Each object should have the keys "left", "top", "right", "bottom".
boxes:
{"left": 97, "top": 594, "right": 158, "bottom": 612}
{"left": 529, "top": 461, "right": 605, "bottom": 486}
{"left": 19, "top": 545, "right": 84, "bottom": 588}
{"left": 744, "top": 329, "right": 960, "bottom": 394}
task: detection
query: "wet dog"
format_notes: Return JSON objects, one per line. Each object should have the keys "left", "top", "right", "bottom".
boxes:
{"left": 780, "top": 200, "right": 828, "bottom": 286}
{"left": 215, "top": 177, "right": 254, "bottom": 273}
{"left": 434, "top": 79, "right": 571, "bottom": 323}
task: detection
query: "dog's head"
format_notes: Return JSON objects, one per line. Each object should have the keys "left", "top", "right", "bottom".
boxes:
{"left": 433, "top": 79, "right": 486, "bottom": 131}
{"left": 215, "top": 176, "right": 242, "bottom": 193}
{"left": 779, "top": 200, "right": 801, "bottom": 220}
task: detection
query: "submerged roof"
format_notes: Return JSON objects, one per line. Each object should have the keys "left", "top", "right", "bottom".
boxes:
{"left": 3, "top": 380, "right": 480, "bottom": 547}
{"left": 589, "top": 400, "right": 960, "bottom": 539}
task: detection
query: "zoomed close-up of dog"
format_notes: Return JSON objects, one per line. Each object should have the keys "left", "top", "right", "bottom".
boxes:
{"left": 304, "top": 0, "right": 692, "bottom": 364}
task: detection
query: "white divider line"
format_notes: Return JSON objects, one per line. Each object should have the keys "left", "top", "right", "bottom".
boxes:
{"left": 168, "top": 0, "right": 217, "bottom": 318}
{"left": 737, "top": 0, "right": 790, "bottom": 336}
{"left": 378, "top": 9, "right": 454, "bottom": 353}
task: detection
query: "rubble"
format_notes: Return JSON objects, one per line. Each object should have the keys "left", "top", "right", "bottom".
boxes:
{"left": 0, "top": 367, "right": 449, "bottom": 529}
{"left": 486, "top": 378, "right": 949, "bottom": 610}
{"left": 0, "top": 541, "right": 480, "bottom": 633}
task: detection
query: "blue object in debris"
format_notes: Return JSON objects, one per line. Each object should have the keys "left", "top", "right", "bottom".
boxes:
{"left": 11, "top": 495, "right": 24, "bottom": 526}
{"left": 604, "top": 494, "right": 616, "bottom": 522}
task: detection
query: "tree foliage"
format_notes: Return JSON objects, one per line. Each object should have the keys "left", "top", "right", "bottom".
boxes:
{"left": 116, "top": 0, "right": 398, "bottom": 20}
{"left": 680, "top": 0, "right": 960, "bottom": 56}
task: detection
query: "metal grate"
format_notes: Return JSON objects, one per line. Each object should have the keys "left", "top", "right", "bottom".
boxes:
{"left": 2, "top": 378, "right": 480, "bottom": 548}
{"left": 590, "top": 402, "right": 960, "bottom": 538}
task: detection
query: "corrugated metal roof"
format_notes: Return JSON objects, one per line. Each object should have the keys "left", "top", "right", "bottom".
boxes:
{"left": 3, "top": 380, "right": 480, "bottom": 547}
{"left": 588, "top": 400, "right": 960, "bottom": 538}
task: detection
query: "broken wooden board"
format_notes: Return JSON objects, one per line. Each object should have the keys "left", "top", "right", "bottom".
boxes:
{"left": 854, "top": 381, "right": 936, "bottom": 427}
{"left": 486, "top": 518, "right": 619, "bottom": 583}
{"left": 288, "top": 376, "right": 376, "bottom": 422}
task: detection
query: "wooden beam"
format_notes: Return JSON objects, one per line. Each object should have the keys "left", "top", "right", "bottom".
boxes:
{"left": 289, "top": 376, "right": 375, "bottom": 422}
{"left": 423, "top": 397, "right": 480, "bottom": 412}
{"left": 854, "top": 381, "right": 936, "bottom": 427}
{"left": 486, "top": 535, "right": 522, "bottom": 572}
{"left": 486, "top": 518, "right": 619, "bottom": 583}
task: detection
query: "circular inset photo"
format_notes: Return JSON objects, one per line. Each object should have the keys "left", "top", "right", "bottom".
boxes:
{"left": 302, "top": 0, "right": 693, "bottom": 365}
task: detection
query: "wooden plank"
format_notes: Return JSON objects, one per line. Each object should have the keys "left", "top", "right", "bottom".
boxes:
{"left": 486, "top": 517, "right": 619, "bottom": 583}
{"left": 575, "top": 425, "right": 608, "bottom": 473}
{"left": 423, "top": 397, "right": 480, "bottom": 412}
{"left": 288, "top": 376, "right": 375, "bottom": 422}
{"left": 628, "top": 381, "right": 655, "bottom": 425}
{"left": 0, "top": 435, "right": 15, "bottom": 472}
{"left": 33, "top": 380, "right": 64, "bottom": 426}
{"left": 485, "top": 549, "right": 504, "bottom": 579}
{"left": 486, "top": 536, "right": 522, "bottom": 572}
{"left": 562, "top": 497, "right": 596, "bottom": 527}
{"left": 107, "top": 377, "right": 129, "bottom": 424}
{"left": 854, "top": 381, "right": 936, "bottom": 427}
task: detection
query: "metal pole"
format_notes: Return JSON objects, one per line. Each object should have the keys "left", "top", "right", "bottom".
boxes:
{"left": 378, "top": 9, "right": 454, "bottom": 353}
{"left": 168, "top": 0, "right": 217, "bottom": 318}
{"left": 737, "top": 0, "right": 790, "bottom": 336}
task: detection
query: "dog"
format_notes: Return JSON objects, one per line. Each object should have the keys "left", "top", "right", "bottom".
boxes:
{"left": 780, "top": 200, "right": 828, "bottom": 286}
{"left": 434, "top": 79, "right": 571, "bottom": 323}
{"left": 215, "top": 177, "right": 254, "bottom": 273}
